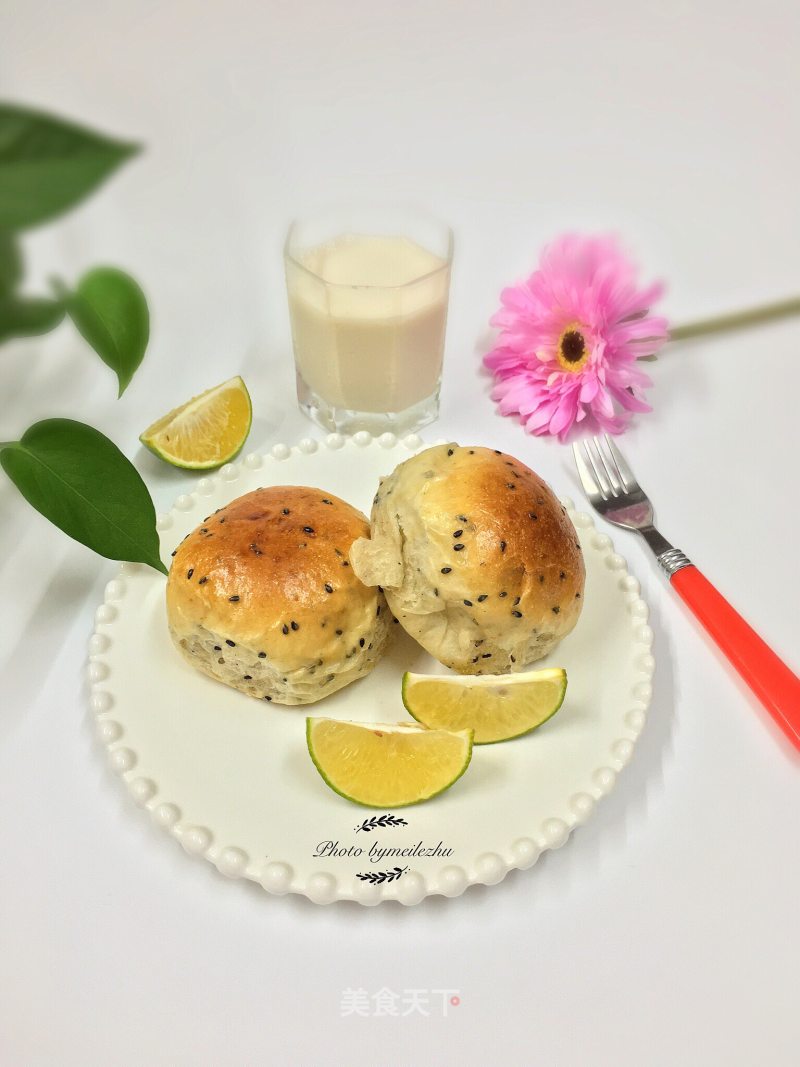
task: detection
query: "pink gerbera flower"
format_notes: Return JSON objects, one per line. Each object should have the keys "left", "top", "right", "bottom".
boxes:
{"left": 484, "top": 234, "right": 668, "bottom": 440}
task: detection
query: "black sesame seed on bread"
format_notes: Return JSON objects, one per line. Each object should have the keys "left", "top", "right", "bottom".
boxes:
{"left": 349, "top": 444, "right": 584, "bottom": 674}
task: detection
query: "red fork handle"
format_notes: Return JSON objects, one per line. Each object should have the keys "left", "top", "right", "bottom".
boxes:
{"left": 670, "top": 565, "right": 800, "bottom": 750}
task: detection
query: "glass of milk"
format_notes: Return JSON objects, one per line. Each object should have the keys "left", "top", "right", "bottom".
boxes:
{"left": 284, "top": 207, "right": 453, "bottom": 434}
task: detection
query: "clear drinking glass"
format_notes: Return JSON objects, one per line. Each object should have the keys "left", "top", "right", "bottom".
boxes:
{"left": 284, "top": 207, "right": 453, "bottom": 435}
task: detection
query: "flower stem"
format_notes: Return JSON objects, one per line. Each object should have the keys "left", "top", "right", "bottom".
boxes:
{"left": 670, "top": 295, "right": 800, "bottom": 342}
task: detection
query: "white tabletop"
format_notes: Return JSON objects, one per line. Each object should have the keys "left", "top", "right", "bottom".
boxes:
{"left": 2, "top": 2, "right": 799, "bottom": 1064}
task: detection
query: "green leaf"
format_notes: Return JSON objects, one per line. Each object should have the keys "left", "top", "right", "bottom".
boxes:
{"left": 63, "top": 267, "right": 149, "bottom": 395}
{"left": 0, "top": 231, "right": 21, "bottom": 292}
{"left": 0, "top": 419, "right": 167, "bottom": 574}
{"left": 0, "top": 294, "right": 64, "bottom": 343}
{"left": 0, "top": 103, "right": 140, "bottom": 231}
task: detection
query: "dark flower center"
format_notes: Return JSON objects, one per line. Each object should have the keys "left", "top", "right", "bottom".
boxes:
{"left": 556, "top": 323, "right": 591, "bottom": 373}
{"left": 560, "top": 329, "right": 585, "bottom": 363}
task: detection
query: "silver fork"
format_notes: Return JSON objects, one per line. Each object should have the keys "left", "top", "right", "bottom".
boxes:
{"left": 573, "top": 435, "right": 800, "bottom": 750}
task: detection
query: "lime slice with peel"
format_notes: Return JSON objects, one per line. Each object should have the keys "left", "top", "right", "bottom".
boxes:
{"left": 306, "top": 718, "right": 473, "bottom": 808}
{"left": 402, "top": 667, "right": 567, "bottom": 744}
{"left": 139, "top": 375, "right": 252, "bottom": 469}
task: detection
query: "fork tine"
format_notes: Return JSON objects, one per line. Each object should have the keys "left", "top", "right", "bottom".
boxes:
{"left": 582, "top": 439, "right": 612, "bottom": 499}
{"left": 602, "top": 434, "right": 636, "bottom": 492}
{"left": 591, "top": 435, "right": 622, "bottom": 496}
{"left": 571, "top": 441, "right": 603, "bottom": 499}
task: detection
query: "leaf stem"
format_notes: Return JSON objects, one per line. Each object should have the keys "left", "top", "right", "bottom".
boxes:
{"left": 670, "top": 295, "right": 800, "bottom": 342}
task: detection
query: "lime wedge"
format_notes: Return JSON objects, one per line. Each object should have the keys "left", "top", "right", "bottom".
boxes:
{"left": 402, "top": 668, "right": 567, "bottom": 744}
{"left": 306, "top": 719, "right": 473, "bottom": 808}
{"left": 139, "top": 375, "right": 252, "bottom": 469}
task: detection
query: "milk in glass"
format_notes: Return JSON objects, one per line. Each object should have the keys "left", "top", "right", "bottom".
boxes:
{"left": 285, "top": 232, "right": 450, "bottom": 427}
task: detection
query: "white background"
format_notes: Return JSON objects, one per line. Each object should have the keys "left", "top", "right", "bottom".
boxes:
{"left": 2, "top": 2, "right": 799, "bottom": 1064}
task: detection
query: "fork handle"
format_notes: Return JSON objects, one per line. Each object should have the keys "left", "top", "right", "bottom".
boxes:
{"left": 668, "top": 563, "right": 800, "bottom": 750}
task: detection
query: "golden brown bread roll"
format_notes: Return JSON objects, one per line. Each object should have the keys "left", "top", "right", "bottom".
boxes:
{"left": 350, "top": 444, "right": 584, "bottom": 674}
{"left": 167, "top": 486, "right": 391, "bottom": 704}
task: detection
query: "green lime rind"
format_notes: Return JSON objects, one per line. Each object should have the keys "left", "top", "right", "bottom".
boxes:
{"left": 305, "top": 718, "right": 474, "bottom": 809}
{"left": 401, "top": 669, "right": 568, "bottom": 745}
{"left": 139, "top": 431, "right": 250, "bottom": 471}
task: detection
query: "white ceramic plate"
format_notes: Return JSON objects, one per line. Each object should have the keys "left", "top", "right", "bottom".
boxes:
{"left": 88, "top": 432, "right": 655, "bottom": 906}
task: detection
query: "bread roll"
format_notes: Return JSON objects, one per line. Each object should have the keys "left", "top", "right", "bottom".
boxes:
{"left": 167, "top": 486, "right": 391, "bottom": 705}
{"left": 350, "top": 444, "right": 584, "bottom": 674}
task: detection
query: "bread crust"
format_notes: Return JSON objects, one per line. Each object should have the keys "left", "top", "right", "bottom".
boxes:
{"left": 350, "top": 444, "right": 584, "bottom": 673}
{"left": 167, "top": 486, "right": 390, "bottom": 704}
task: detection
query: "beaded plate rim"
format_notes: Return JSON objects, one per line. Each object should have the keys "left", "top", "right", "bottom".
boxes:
{"left": 86, "top": 431, "right": 655, "bottom": 906}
